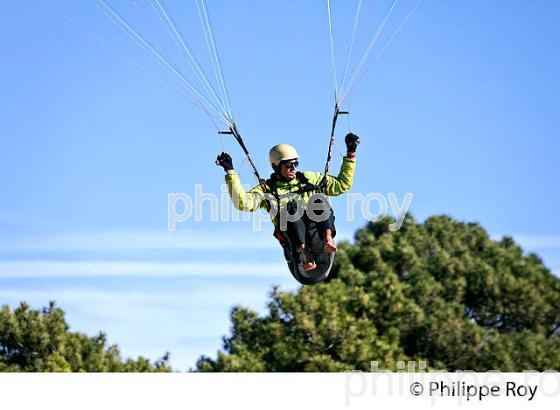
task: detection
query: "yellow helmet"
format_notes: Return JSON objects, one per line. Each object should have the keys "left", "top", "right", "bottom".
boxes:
{"left": 269, "top": 144, "right": 299, "bottom": 168}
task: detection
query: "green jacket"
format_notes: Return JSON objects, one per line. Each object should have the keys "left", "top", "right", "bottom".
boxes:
{"left": 225, "top": 156, "right": 356, "bottom": 219}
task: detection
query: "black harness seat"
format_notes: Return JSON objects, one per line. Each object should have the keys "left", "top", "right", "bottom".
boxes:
{"left": 265, "top": 172, "right": 335, "bottom": 285}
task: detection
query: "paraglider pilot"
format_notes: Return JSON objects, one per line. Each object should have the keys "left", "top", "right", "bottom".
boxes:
{"left": 217, "top": 133, "right": 359, "bottom": 272}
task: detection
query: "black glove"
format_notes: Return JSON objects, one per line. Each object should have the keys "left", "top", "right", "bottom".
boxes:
{"left": 216, "top": 152, "right": 234, "bottom": 171}
{"left": 345, "top": 133, "right": 360, "bottom": 153}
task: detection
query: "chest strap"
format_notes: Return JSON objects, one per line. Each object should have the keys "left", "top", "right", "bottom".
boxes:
{"left": 265, "top": 172, "right": 322, "bottom": 201}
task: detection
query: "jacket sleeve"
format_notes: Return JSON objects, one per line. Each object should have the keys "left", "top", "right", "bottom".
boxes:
{"left": 303, "top": 157, "right": 356, "bottom": 196}
{"left": 224, "top": 172, "right": 265, "bottom": 212}
{"left": 322, "top": 156, "right": 356, "bottom": 196}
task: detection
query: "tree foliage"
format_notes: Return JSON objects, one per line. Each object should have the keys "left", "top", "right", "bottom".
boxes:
{"left": 0, "top": 301, "right": 171, "bottom": 372}
{"left": 196, "top": 215, "right": 560, "bottom": 371}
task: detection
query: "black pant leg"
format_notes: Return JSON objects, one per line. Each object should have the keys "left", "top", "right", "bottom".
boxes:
{"left": 282, "top": 199, "right": 306, "bottom": 246}
{"left": 316, "top": 205, "right": 336, "bottom": 239}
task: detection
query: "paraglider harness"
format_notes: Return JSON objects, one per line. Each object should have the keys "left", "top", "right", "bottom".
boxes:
{"left": 264, "top": 172, "right": 323, "bottom": 247}
{"left": 219, "top": 112, "right": 342, "bottom": 285}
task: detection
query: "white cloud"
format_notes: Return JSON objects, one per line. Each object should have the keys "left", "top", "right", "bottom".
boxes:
{"left": 489, "top": 233, "right": 560, "bottom": 250}
{"left": 0, "top": 286, "right": 275, "bottom": 330}
{"left": 512, "top": 235, "right": 560, "bottom": 250}
{"left": 0, "top": 229, "right": 279, "bottom": 252}
{"left": 0, "top": 224, "right": 358, "bottom": 253}
{"left": 0, "top": 260, "right": 287, "bottom": 278}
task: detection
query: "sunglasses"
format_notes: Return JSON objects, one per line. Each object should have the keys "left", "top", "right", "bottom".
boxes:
{"left": 280, "top": 160, "right": 299, "bottom": 169}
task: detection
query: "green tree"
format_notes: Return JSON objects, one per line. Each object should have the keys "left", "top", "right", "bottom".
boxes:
{"left": 0, "top": 301, "right": 171, "bottom": 372}
{"left": 196, "top": 215, "right": 560, "bottom": 371}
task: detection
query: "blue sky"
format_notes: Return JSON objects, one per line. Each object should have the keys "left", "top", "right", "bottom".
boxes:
{"left": 1, "top": 0, "right": 559, "bottom": 370}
